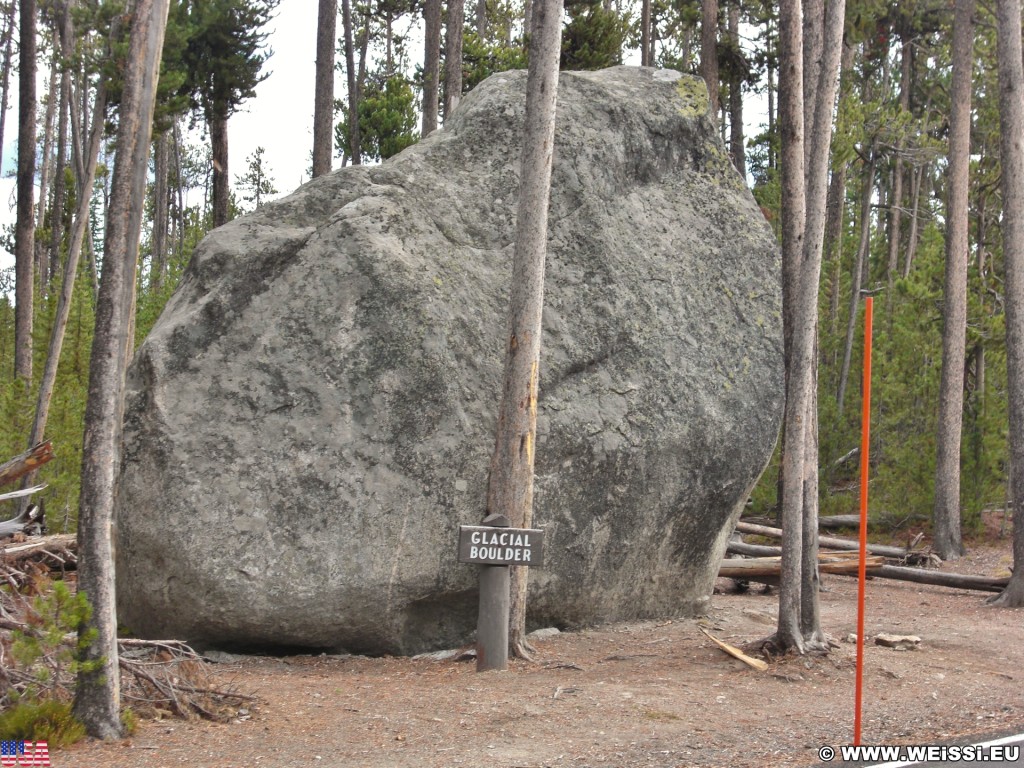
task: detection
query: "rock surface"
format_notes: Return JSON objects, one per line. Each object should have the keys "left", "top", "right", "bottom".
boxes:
{"left": 116, "top": 66, "right": 783, "bottom": 655}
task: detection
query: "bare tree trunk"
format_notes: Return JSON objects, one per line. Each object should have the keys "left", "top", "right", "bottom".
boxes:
{"left": 932, "top": 0, "right": 974, "bottom": 562}
{"left": 775, "top": 0, "right": 844, "bottom": 655}
{"left": 774, "top": 0, "right": 806, "bottom": 654}
{"left": 27, "top": 80, "right": 108, "bottom": 479}
{"left": 991, "top": 0, "right": 1024, "bottom": 606}
{"left": 0, "top": 0, "right": 16, "bottom": 174}
{"left": 885, "top": 38, "right": 912, "bottom": 309}
{"left": 74, "top": 0, "right": 170, "bottom": 738}
{"left": 151, "top": 131, "right": 170, "bottom": 289}
{"left": 728, "top": 2, "right": 744, "bottom": 177}
{"left": 341, "top": 0, "right": 360, "bottom": 164}
{"left": 801, "top": 0, "right": 821, "bottom": 170}
{"left": 701, "top": 0, "right": 719, "bottom": 118}
{"left": 444, "top": 0, "right": 465, "bottom": 119}
{"left": 14, "top": 0, "right": 37, "bottom": 383}
{"left": 796, "top": 0, "right": 844, "bottom": 651}
{"left": 641, "top": 0, "right": 651, "bottom": 66}
{"left": 836, "top": 148, "right": 876, "bottom": 416}
{"left": 421, "top": 0, "right": 441, "bottom": 136}
{"left": 210, "top": 111, "right": 230, "bottom": 228}
{"left": 476, "top": 0, "right": 486, "bottom": 37}
{"left": 313, "top": 0, "right": 336, "bottom": 177}
{"left": 36, "top": 53, "right": 58, "bottom": 286}
{"left": 49, "top": 37, "right": 71, "bottom": 288}
{"left": 902, "top": 163, "right": 926, "bottom": 278}
{"left": 486, "top": 0, "right": 563, "bottom": 661}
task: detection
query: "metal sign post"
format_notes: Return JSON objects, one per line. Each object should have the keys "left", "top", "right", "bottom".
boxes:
{"left": 458, "top": 514, "right": 545, "bottom": 672}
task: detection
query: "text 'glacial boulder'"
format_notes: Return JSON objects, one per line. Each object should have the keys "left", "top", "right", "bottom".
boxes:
{"left": 116, "top": 66, "right": 783, "bottom": 654}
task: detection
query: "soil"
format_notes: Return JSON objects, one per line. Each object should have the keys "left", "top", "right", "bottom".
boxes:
{"left": 64, "top": 540, "right": 1024, "bottom": 768}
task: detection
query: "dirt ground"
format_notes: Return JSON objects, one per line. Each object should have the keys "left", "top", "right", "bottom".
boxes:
{"left": 63, "top": 542, "right": 1024, "bottom": 768}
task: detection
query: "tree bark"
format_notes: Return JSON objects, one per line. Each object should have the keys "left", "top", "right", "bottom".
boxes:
{"left": 341, "top": 0, "right": 360, "bottom": 164}
{"left": 836, "top": 147, "right": 877, "bottom": 415}
{"left": 701, "top": 0, "right": 719, "bottom": 119}
{"left": 36, "top": 51, "right": 58, "bottom": 286}
{"left": 28, "top": 79, "right": 108, "bottom": 471}
{"left": 210, "top": 110, "right": 230, "bottom": 228}
{"left": 444, "top": 0, "right": 465, "bottom": 119}
{"left": 775, "top": 0, "right": 806, "bottom": 654}
{"left": 14, "top": 0, "right": 37, "bottom": 383}
{"left": 0, "top": 0, "right": 15, "bottom": 174}
{"left": 476, "top": 0, "right": 486, "bottom": 37}
{"left": 727, "top": 2, "right": 743, "bottom": 177}
{"left": 421, "top": 0, "right": 441, "bottom": 136}
{"left": 74, "top": 0, "right": 171, "bottom": 739}
{"left": 486, "top": 0, "right": 563, "bottom": 661}
{"left": 992, "top": 0, "right": 1024, "bottom": 607}
{"left": 641, "top": 0, "right": 652, "bottom": 66}
{"left": 932, "top": 0, "right": 974, "bottom": 562}
{"left": 313, "top": 0, "right": 336, "bottom": 177}
{"left": 151, "top": 131, "right": 170, "bottom": 289}
{"left": 49, "top": 58, "right": 70, "bottom": 289}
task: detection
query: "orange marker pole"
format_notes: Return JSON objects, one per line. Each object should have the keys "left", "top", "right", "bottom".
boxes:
{"left": 854, "top": 296, "right": 874, "bottom": 746}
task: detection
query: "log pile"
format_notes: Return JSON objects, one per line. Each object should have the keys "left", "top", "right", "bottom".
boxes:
{"left": 723, "top": 520, "right": 1010, "bottom": 593}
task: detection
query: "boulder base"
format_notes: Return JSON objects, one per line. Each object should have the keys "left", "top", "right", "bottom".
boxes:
{"left": 116, "top": 66, "right": 783, "bottom": 654}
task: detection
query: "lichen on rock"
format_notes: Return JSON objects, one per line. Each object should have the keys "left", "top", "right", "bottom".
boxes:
{"left": 116, "top": 66, "right": 783, "bottom": 655}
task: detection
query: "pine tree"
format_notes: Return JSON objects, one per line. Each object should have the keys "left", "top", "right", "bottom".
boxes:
{"left": 175, "top": 0, "right": 278, "bottom": 227}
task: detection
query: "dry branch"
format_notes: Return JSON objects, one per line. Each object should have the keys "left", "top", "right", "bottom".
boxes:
{"left": 0, "top": 441, "right": 54, "bottom": 488}
{"left": 699, "top": 627, "right": 768, "bottom": 671}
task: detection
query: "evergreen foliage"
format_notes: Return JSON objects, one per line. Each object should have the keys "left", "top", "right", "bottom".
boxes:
{"left": 561, "top": 0, "right": 625, "bottom": 70}
{"left": 336, "top": 73, "right": 417, "bottom": 162}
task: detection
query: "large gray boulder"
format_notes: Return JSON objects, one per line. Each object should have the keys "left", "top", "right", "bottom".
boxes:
{"left": 116, "top": 66, "right": 783, "bottom": 655}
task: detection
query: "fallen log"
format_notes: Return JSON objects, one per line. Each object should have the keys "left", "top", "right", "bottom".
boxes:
{"left": 719, "top": 553, "right": 885, "bottom": 579}
{"left": 0, "top": 503, "right": 45, "bottom": 539}
{"left": 735, "top": 520, "right": 913, "bottom": 561}
{"left": 0, "top": 441, "right": 54, "bottom": 488}
{"left": 840, "top": 564, "right": 1010, "bottom": 593}
{"left": 818, "top": 515, "right": 863, "bottom": 530}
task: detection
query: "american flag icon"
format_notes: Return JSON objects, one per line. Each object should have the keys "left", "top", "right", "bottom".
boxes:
{"left": 0, "top": 741, "right": 50, "bottom": 767}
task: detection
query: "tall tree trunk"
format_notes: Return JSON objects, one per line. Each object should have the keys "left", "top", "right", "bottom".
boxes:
{"left": 486, "top": 0, "right": 563, "bottom": 661}
{"left": 210, "top": 111, "right": 230, "bottom": 228}
{"left": 824, "top": 41, "right": 855, "bottom": 337}
{"left": 932, "top": 0, "right": 974, "bottom": 562}
{"left": 885, "top": 37, "right": 912, "bottom": 308}
{"left": 444, "top": 0, "right": 464, "bottom": 119}
{"left": 993, "top": 0, "right": 1024, "bottom": 607}
{"left": 74, "top": 0, "right": 170, "bottom": 739}
{"left": 774, "top": 0, "right": 806, "bottom": 654}
{"left": 796, "top": 0, "right": 844, "bottom": 650}
{"left": 902, "top": 163, "right": 926, "bottom": 278}
{"left": 476, "top": 0, "right": 486, "bottom": 37}
{"left": 421, "top": 0, "right": 441, "bottom": 136}
{"left": 836, "top": 148, "right": 877, "bottom": 416}
{"left": 641, "top": 0, "right": 652, "bottom": 66}
{"left": 49, "top": 52, "right": 71, "bottom": 288}
{"left": 36, "top": 53, "right": 58, "bottom": 286}
{"left": 0, "top": 0, "right": 16, "bottom": 174}
{"left": 14, "top": 0, "right": 37, "bottom": 383}
{"left": 727, "top": 2, "right": 744, "bottom": 177}
{"left": 341, "top": 0, "right": 360, "bottom": 164}
{"left": 313, "top": 0, "right": 336, "bottom": 177}
{"left": 801, "top": 0, "right": 821, "bottom": 170}
{"left": 701, "top": 0, "right": 719, "bottom": 118}
{"left": 151, "top": 131, "right": 170, "bottom": 289}
{"left": 27, "top": 80, "right": 107, "bottom": 485}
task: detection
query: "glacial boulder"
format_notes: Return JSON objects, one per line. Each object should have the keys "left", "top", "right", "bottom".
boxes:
{"left": 116, "top": 66, "right": 783, "bottom": 654}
